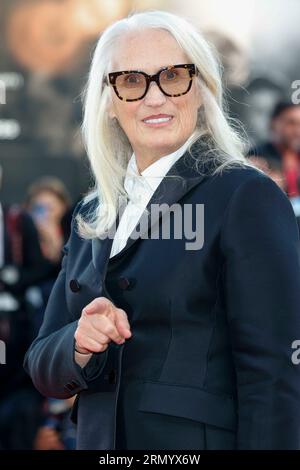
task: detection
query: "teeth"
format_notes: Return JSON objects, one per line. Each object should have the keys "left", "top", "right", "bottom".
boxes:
{"left": 144, "top": 117, "right": 172, "bottom": 124}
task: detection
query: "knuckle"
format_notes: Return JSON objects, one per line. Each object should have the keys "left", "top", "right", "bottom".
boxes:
{"left": 78, "top": 317, "right": 87, "bottom": 330}
{"left": 97, "top": 296, "right": 110, "bottom": 307}
{"left": 75, "top": 336, "right": 84, "bottom": 349}
{"left": 102, "top": 336, "right": 110, "bottom": 345}
{"left": 103, "top": 324, "right": 115, "bottom": 336}
{"left": 116, "top": 307, "right": 125, "bottom": 316}
{"left": 81, "top": 308, "right": 89, "bottom": 319}
{"left": 74, "top": 328, "right": 81, "bottom": 340}
{"left": 117, "top": 308, "right": 128, "bottom": 320}
{"left": 96, "top": 342, "right": 107, "bottom": 353}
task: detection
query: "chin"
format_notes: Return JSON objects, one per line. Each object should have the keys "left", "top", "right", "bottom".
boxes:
{"left": 149, "top": 140, "right": 176, "bottom": 152}
{"left": 150, "top": 133, "right": 178, "bottom": 146}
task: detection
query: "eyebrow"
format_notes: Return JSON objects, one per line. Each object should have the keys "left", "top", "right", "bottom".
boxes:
{"left": 113, "top": 65, "right": 178, "bottom": 74}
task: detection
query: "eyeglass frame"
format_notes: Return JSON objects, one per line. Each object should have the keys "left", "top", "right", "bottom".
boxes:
{"left": 105, "top": 63, "right": 198, "bottom": 102}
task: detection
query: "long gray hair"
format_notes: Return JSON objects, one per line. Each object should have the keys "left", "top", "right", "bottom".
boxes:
{"left": 78, "top": 10, "right": 252, "bottom": 239}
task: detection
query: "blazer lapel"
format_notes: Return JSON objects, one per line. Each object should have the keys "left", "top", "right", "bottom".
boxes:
{"left": 91, "top": 206, "right": 123, "bottom": 284}
{"left": 91, "top": 137, "right": 210, "bottom": 274}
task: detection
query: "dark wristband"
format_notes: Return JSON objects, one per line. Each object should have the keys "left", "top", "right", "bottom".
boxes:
{"left": 75, "top": 346, "right": 92, "bottom": 355}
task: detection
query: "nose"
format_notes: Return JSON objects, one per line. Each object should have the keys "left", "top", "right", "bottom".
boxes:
{"left": 144, "top": 81, "right": 167, "bottom": 106}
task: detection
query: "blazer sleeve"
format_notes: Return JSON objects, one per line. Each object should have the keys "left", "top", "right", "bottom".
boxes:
{"left": 23, "top": 203, "right": 109, "bottom": 399}
{"left": 220, "top": 173, "right": 300, "bottom": 449}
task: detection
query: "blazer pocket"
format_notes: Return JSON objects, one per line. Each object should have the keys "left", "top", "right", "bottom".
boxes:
{"left": 138, "top": 381, "right": 237, "bottom": 432}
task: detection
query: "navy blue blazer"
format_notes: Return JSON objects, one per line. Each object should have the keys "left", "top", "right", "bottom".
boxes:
{"left": 24, "top": 139, "right": 300, "bottom": 449}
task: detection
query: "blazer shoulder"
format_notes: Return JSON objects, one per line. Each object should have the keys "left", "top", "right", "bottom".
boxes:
{"left": 218, "top": 163, "right": 266, "bottom": 182}
{"left": 205, "top": 163, "right": 291, "bottom": 212}
{"left": 213, "top": 164, "right": 276, "bottom": 193}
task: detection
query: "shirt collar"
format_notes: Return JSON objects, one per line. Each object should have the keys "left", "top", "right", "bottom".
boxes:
{"left": 125, "top": 135, "right": 195, "bottom": 195}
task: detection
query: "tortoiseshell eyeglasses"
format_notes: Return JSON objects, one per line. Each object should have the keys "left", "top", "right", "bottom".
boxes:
{"left": 105, "top": 64, "right": 198, "bottom": 102}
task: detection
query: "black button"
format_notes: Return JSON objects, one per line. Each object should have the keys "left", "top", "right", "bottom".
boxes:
{"left": 118, "top": 277, "right": 130, "bottom": 290}
{"left": 108, "top": 369, "right": 117, "bottom": 384}
{"left": 70, "top": 279, "right": 81, "bottom": 293}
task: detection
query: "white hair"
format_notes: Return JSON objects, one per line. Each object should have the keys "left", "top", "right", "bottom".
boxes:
{"left": 78, "top": 10, "right": 253, "bottom": 239}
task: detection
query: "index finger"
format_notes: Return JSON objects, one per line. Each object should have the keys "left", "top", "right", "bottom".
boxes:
{"left": 83, "top": 297, "right": 113, "bottom": 316}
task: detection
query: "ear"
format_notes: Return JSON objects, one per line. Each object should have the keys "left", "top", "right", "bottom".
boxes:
{"left": 196, "top": 87, "right": 202, "bottom": 109}
{"left": 108, "top": 106, "right": 117, "bottom": 119}
{"left": 108, "top": 102, "right": 116, "bottom": 119}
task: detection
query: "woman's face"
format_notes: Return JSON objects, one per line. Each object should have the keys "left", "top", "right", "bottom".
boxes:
{"left": 108, "top": 29, "right": 202, "bottom": 165}
{"left": 30, "top": 190, "right": 66, "bottom": 224}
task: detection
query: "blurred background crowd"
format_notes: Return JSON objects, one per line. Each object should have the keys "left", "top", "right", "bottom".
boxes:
{"left": 0, "top": 0, "right": 300, "bottom": 450}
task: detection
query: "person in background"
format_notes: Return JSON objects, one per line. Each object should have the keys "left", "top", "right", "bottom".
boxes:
{"left": 249, "top": 156, "right": 300, "bottom": 234}
{"left": 248, "top": 103, "right": 300, "bottom": 231}
{"left": 247, "top": 156, "right": 286, "bottom": 192}
{"left": 24, "top": 177, "right": 76, "bottom": 451}
{"left": 247, "top": 102, "right": 300, "bottom": 197}
{"left": 0, "top": 165, "right": 50, "bottom": 449}
{"left": 33, "top": 397, "right": 76, "bottom": 450}
{"left": 25, "top": 177, "right": 72, "bottom": 266}
{"left": 23, "top": 178, "right": 72, "bottom": 341}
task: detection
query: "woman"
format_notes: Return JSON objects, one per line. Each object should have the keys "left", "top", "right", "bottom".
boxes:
{"left": 25, "top": 177, "right": 71, "bottom": 265}
{"left": 24, "top": 11, "right": 300, "bottom": 450}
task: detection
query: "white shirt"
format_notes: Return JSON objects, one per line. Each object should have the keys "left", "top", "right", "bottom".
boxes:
{"left": 109, "top": 138, "right": 193, "bottom": 258}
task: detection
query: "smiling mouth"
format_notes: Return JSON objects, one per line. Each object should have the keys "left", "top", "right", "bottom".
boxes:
{"left": 142, "top": 116, "right": 173, "bottom": 125}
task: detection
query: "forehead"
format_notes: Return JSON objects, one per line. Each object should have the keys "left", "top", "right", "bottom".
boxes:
{"left": 274, "top": 107, "right": 300, "bottom": 123}
{"left": 111, "top": 29, "right": 189, "bottom": 73}
{"left": 34, "top": 190, "right": 60, "bottom": 202}
{"left": 282, "top": 107, "right": 300, "bottom": 119}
